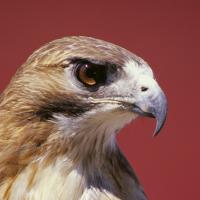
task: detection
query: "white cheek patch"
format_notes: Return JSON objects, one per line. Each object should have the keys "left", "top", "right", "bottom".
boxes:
{"left": 54, "top": 105, "right": 136, "bottom": 136}
{"left": 54, "top": 103, "right": 137, "bottom": 149}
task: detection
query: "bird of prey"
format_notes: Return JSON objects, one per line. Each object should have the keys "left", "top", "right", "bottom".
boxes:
{"left": 0, "top": 36, "right": 167, "bottom": 200}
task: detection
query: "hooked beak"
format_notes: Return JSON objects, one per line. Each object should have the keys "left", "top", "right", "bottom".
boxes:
{"left": 132, "top": 91, "right": 167, "bottom": 136}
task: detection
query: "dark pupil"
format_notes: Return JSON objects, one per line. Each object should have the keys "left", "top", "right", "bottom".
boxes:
{"left": 86, "top": 64, "right": 106, "bottom": 84}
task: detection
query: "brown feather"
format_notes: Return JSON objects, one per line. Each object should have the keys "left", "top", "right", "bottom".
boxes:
{"left": 0, "top": 36, "right": 147, "bottom": 200}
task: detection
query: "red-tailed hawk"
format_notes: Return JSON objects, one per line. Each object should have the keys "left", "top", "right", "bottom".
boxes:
{"left": 0, "top": 36, "right": 167, "bottom": 200}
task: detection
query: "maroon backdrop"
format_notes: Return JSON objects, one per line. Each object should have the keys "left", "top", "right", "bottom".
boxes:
{"left": 0, "top": 1, "right": 199, "bottom": 199}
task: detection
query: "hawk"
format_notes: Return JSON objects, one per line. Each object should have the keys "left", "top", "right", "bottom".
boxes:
{"left": 0, "top": 36, "right": 167, "bottom": 200}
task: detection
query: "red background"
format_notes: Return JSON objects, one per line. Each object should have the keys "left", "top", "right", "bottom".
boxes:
{"left": 0, "top": 1, "right": 199, "bottom": 199}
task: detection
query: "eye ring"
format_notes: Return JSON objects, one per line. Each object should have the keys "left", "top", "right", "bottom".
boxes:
{"left": 76, "top": 62, "right": 107, "bottom": 86}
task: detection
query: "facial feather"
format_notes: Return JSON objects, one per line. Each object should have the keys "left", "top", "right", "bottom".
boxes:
{"left": 0, "top": 36, "right": 167, "bottom": 200}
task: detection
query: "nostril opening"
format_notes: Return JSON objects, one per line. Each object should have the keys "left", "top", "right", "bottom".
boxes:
{"left": 141, "top": 86, "right": 148, "bottom": 92}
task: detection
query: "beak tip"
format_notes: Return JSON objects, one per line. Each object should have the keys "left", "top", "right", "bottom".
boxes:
{"left": 153, "top": 129, "right": 161, "bottom": 137}
{"left": 152, "top": 107, "right": 167, "bottom": 137}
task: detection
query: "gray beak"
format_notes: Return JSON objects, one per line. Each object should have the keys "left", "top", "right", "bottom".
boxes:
{"left": 132, "top": 91, "right": 167, "bottom": 136}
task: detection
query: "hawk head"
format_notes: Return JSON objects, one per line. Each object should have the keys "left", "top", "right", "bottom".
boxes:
{"left": 1, "top": 36, "right": 167, "bottom": 157}
{"left": 0, "top": 37, "right": 167, "bottom": 198}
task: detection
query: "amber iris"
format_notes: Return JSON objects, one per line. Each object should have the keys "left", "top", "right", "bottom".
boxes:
{"left": 77, "top": 62, "right": 107, "bottom": 87}
{"left": 78, "top": 64, "right": 97, "bottom": 85}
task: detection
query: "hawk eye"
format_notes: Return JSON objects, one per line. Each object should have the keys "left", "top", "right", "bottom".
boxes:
{"left": 76, "top": 63, "right": 107, "bottom": 86}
